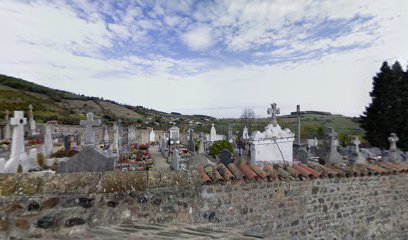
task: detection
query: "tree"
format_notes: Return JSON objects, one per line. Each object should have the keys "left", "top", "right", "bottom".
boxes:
{"left": 241, "top": 107, "right": 255, "bottom": 119}
{"left": 361, "top": 61, "right": 408, "bottom": 150}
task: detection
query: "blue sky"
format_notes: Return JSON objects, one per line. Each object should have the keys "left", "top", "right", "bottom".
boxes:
{"left": 0, "top": 0, "right": 407, "bottom": 118}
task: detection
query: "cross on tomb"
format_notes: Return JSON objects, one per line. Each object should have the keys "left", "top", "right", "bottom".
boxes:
{"left": 80, "top": 112, "right": 101, "bottom": 145}
{"left": 353, "top": 136, "right": 361, "bottom": 152}
{"left": 328, "top": 127, "right": 338, "bottom": 150}
{"left": 388, "top": 133, "right": 399, "bottom": 151}
{"left": 11, "top": 111, "right": 27, "bottom": 127}
{"left": 267, "top": 103, "right": 280, "bottom": 127}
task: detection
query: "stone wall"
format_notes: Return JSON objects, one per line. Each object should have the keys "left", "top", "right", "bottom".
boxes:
{"left": 1, "top": 172, "right": 408, "bottom": 239}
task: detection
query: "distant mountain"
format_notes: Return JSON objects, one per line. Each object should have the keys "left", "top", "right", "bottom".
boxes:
{"left": 0, "top": 74, "right": 210, "bottom": 128}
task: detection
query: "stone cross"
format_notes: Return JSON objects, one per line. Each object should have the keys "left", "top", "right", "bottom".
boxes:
{"left": 5, "top": 111, "right": 27, "bottom": 172}
{"left": 43, "top": 124, "right": 53, "bottom": 157}
{"left": 267, "top": 103, "right": 280, "bottom": 127}
{"left": 3, "top": 110, "right": 11, "bottom": 140}
{"left": 28, "top": 104, "right": 37, "bottom": 135}
{"left": 80, "top": 112, "right": 101, "bottom": 145}
{"left": 188, "top": 129, "right": 195, "bottom": 152}
{"left": 388, "top": 133, "right": 399, "bottom": 152}
{"left": 296, "top": 105, "right": 301, "bottom": 145}
{"left": 242, "top": 126, "right": 249, "bottom": 140}
{"left": 353, "top": 136, "right": 361, "bottom": 153}
{"left": 329, "top": 128, "right": 337, "bottom": 150}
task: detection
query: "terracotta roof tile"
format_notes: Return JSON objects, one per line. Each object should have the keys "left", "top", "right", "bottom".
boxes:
{"left": 263, "top": 165, "right": 279, "bottom": 181}
{"left": 227, "top": 163, "right": 243, "bottom": 180}
{"left": 239, "top": 163, "right": 261, "bottom": 181}
{"left": 217, "top": 163, "right": 236, "bottom": 182}
{"left": 249, "top": 163, "right": 269, "bottom": 180}
{"left": 198, "top": 167, "right": 212, "bottom": 185}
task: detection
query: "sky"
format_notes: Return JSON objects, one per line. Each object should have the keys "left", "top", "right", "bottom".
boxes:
{"left": 0, "top": 0, "right": 407, "bottom": 118}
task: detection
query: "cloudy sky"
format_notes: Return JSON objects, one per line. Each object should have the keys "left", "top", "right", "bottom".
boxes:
{"left": 1, "top": 0, "right": 407, "bottom": 118}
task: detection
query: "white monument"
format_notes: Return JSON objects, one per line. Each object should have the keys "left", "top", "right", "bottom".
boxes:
{"left": 28, "top": 104, "right": 37, "bottom": 135}
{"left": 388, "top": 133, "right": 402, "bottom": 161}
{"left": 169, "top": 126, "right": 180, "bottom": 145}
{"left": 103, "top": 125, "right": 110, "bottom": 144}
{"left": 80, "top": 112, "right": 101, "bottom": 146}
{"left": 243, "top": 126, "right": 249, "bottom": 140}
{"left": 149, "top": 128, "right": 156, "bottom": 143}
{"left": 249, "top": 103, "right": 295, "bottom": 163}
{"left": 209, "top": 123, "right": 225, "bottom": 142}
{"left": 4, "top": 111, "right": 29, "bottom": 172}
{"left": 43, "top": 124, "right": 53, "bottom": 157}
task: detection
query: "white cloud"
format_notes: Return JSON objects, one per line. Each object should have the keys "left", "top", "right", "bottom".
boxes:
{"left": 181, "top": 26, "right": 213, "bottom": 50}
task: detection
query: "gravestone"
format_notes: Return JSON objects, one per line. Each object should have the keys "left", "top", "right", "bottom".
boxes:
{"left": 3, "top": 110, "right": 11, "bottom": 140}
{"left": 250, "top": 103, "right": 294, "bottom": 164}
{"left": 220, "top": 149, "right": 232, "bottom": 165}
{"left": 198, "top": 134, "right": 205, "bottom": 154}
{"left": 103, "top": 124, "right": 110, "bottom": 144}
{"left": 387, "top": 133, "right": 402, "bottom": 161}
{"left": 169, "top": 126, "right": 180, "bottom": 145}
{"left": 43, "top": 124, "right": 53, "bottom": 157}
{"left": 210, "top": 123, "right": 217, "bottom": 142}
{"left": 227, "top": 126, "right": 233, "bottom": 143}
{"left": 80, "top": 112, "right": 101, "bottom": 146}
{"left": 149, "top": 128, "right": 156, "bottom": 143}
{"left": 59, "top": 146, "right": 114, "bottom": 173}
{"left": 298, "top": 149, "right": 309, "bottom": 164}
{"left": 188, "top": 129, "right": 195, "bottom": 152}
{"left": 64, "top": 135, "right": 72, "bottom": 150}
{"left": 352, "top": 136, "right": 366, "bottom": 164}
{"left": 171, "top": 148, "right": 182, "bottom": 171}
{"left": 4, "top": 111, "right": 28, "bottom": 172}
{"left": 28, "top": 104, "right": 37, "bottom": 135}
{"left": 113, "top": 121, "right": 122, "bottom": 153}
{"left": 128, "top": 125, "right": 137, "bottom": 144}
{"left": 327, "top": 128, "right": 342, "bottom": 163}
{"left": 242, "top": 126, "right": 249, "bottom": 140}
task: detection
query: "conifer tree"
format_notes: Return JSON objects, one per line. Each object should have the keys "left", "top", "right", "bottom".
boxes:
{"left": 361, "top": 61, "right": 408, "bottom": 150}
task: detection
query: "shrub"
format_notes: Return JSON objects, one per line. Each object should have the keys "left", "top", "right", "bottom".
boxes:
{"left": 51, "top": 149, "right": 78, "bottom": 158}
{"left": 209, "top": 140, "right": 234, "bottom": 158}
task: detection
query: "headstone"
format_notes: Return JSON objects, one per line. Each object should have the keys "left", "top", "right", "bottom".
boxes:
{"left": 59, "top": 146, "right": 114, "bottom": 173}
{"left": 351, "top": 136, "right": 366, "bottom": 164}
{"left": 250, "top": 103, "right": 294, "bottom": 164}
{"left": 64, "top": 135, "right": 71, "bottom": 150}
{"left": 169, "top": 126, "right": 180, "bottom": 145}
{"left": 79, "top": 112, "right": 101, "bottom": 145}
{"left": 327, "top": 127, "right": 342, "bottom": 163}
{"left": 242, "top": 126, "right": 249, "bottom": 140}
{"left": 128, "top": 125, "right": 137, "bottom": 144}
{"left": 387, "top": 133, "right": 402, "bottom": 161}
{"left": 188, "top": 129, "right": 195, "bottom": 152}
{"left": 43, "top": 124, "right": 53, "bottom": 157}
{"left": 28, "top": 104, "right": 37, "bottom": 135}
{"left": 4, "top": 111, "right": 28, "bottom": 172}
{"left": 171, "top": 148, "right": 182, "bottom": 171}
{"left": 113, "top": 121, "right": 122, "bottom": 153}
{"left": 227, "top": 126, "right": 233, "bottom": 143}
{"left": 198, "top": 134, "right": 205, "bottom": 154}
{"left": 149, "top": 128, "right": 156, "bottom": 143}
{"left": 210, "top": 123, "right": 217, "bottom": 142}
{"left": 27, "top": 148, "right": 39, "bottom": 170}
{"left": 298, "top": 149, "right": 309, "bottom": 164}
{"left": 267, "top": 103, "right": 280, "bottom": 127}
{"left": 220, "top": 149, "right": 232, "bottom": 165}
{"left": 3, "top": 110, "right": 11, "bottom": 140}
{"left": 103, "top": 125, "right": 110, "bottom": 144}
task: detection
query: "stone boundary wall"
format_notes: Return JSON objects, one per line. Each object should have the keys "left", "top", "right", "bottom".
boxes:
{"left": 1, "top": 172, "right": 408, "bottom": 239}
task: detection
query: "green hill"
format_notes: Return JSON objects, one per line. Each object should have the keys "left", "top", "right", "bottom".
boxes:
{"left": 0, "top": 74, "right": 210, "bottom": 128}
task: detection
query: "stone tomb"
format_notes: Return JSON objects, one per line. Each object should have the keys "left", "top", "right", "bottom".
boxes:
{"left": 59, "top": 146, "right": 114, "bottom": 173}
{"left": 250, "top": 103, "right": 295, "bottom": 163}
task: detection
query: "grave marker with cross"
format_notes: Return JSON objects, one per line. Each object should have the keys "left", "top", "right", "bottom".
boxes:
{"left": 4, "top": 111, "right": 27, "bottom": 172}
{"left": 80, "top": 112, "right": 101, "bottom": 145}
{"left": 353, "top": 136, "right": 361, "bottom": 153}
{"left": 267, "top": 103, "right": 280, "bottom": 127}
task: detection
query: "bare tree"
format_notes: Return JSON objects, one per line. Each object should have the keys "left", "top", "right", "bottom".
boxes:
{"left": 241, "top": 107, "right": 255, "bottom": 120}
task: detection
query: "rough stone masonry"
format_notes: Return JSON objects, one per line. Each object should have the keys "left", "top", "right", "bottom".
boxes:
{"left": 1, "top": 172, "right": 408, "bottom": 239}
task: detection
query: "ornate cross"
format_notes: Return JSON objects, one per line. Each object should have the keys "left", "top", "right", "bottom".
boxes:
{"left": 10, "top": 111, "right": 27, "bottom": 127}
{"left": 80, "top": 112, "right": 101, "bottom": 145}
{"left": 328, "top": 127, "right": 337, "bottom": 145}
{"left": 353, "top": 136, "right": 361, "bottom": 152}
{"left": 267, "top": 103, "right": 280, "bottom": 127}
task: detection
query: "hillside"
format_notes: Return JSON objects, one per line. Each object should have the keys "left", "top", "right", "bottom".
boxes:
{"left": 0, "top": 74, "right": 362, "bottom": 140}
{"left": 0, "top": 75, "right": 213, "bottom": 128}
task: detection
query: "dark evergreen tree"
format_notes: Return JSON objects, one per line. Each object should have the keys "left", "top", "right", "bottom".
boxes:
{"left": 361, "top": 61, "right": 408, "bottom": 150}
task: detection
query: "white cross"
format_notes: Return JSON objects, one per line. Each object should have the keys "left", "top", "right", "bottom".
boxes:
{"left": 353, "top": 136, "right": 361, "bottom": 152}
{"left": 267, "top": 103, "right": 280, "bottom": 126}
{"left": 388, "top": 133, "right": 399, "bottom": 151}
{"left": 10, "top": 111, "right": 27, "bottom": 126}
